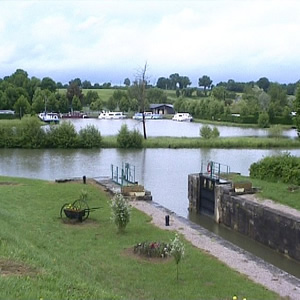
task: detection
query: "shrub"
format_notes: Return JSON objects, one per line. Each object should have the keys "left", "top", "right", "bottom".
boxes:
{"left": 268, "top": 125, "right": 283, "bottom": 138}
{"left": 257, "top": 112, "right": 270, "bottom": 128}
{"left": 134, "top": 241, "right": 171, "bottom": 258}
{"left": 17, "top": 116, "right": 46, "bottom": 148}
{"left": 200, "top": 125, "right": 220, "bottom": 139}
{"left": 117, "top": 124, "right": 143, "bottom": 148}
{"left": 110, "top": 194, "right": 131, "bottom": 232}
{"left": 170, "top": 233, "right": 185, "bottom": 281}
{"left": 117, "top": 124, "right": 130, "bottom": 148}
{"left": 249, "top": 153, "right": 300, "bottom": 185}
{"left": 47, "top": 121, "right": 78, "bottom": 148}
{"left": 78, "top": 125, "right": 102, "bottom": 148}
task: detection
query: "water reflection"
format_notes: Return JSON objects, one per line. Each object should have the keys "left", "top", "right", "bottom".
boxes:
{"left": 66, "top": 118, "right": 298, "bottom": 138}
{"left": 1, "top": 147, "right": 300, "bottom": 277}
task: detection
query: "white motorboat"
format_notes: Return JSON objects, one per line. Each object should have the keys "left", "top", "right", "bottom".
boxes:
{"left": 172, "top": 113, "right": 193, "bottom": 122}
{"left": 132, "top": 112, "right": 163, "bottom": 120}
{"left": 98, "top": 111, "right": 126, "bottom": 119}
{"left": 38, "top": 112, "right": 60, "bottom": 123}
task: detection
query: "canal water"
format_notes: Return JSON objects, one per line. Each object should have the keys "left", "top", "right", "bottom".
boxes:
{"left": 1, "top": 147, "right": 300, "bottom": 277}
{"left": 66, "top": 118, "right": 298, "bottom": 138}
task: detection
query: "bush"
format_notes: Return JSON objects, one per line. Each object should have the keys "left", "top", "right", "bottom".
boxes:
{"left": 117, "top": 124, "right": 143, "bottom": 148}
{"left": 78, "top": 125, "right": 102, "bottom": 148}
{"left": 200, "top": 125, "right": 220, "bottom": 139}
{"left": 110, "top": 194, "right": 131, "bottom": 232}
{"left": 257, "top": 112, "right": 270, "bottom": 128}
{"left": 249, "top": 153, "right": 300, "bottom": 185}
{"left": 17, "top": 116, "right": 46, "bottom": 148}
{"left": 47, "top": 121, "right": 78, "bottom": 148}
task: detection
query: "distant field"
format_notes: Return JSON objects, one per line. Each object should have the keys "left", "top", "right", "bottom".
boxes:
{"left": 58, "top": 88, "right": 115, "bottom": 102}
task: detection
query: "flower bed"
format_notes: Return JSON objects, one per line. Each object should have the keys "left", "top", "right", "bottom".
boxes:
{"left": 133, "top": 241, "right": 171, "bottom": 258}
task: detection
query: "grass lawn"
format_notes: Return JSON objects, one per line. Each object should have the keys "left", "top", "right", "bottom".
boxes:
{"left": 230, "top": 174, "right": 300, "bottom": 210}
{"left": 101, "top": 136, "right": 300, "bottom": 149}
{"left": 0, "top": 176, "right": 279, "bottom": 300}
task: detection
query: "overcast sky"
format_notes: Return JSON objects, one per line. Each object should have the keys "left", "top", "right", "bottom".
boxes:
{"left": 1, "top": 0, "right": 299, "bottom": 86}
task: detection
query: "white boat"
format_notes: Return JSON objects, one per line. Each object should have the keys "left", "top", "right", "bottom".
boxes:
{"left": 38, "top": 112, "right": 60, "bottom": 123}
{"left": 172, "top": 113, "right": 193, "bottom": 122}
{"left": 132, "top": 112, "right": 163, "bottom": 120}
{"left": 98, "top": 111, "right": 126, "bottom": 119}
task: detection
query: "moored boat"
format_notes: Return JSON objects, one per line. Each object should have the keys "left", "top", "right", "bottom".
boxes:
{"left": 98, "top": 111, "right": 126, "bottom": 119}
{"left": 133, "top": 112, "right": 163, "bottom": 120}
{"left": 38, "top": 112, "right": 60, "bottom": 123}
{"left": 61, "top": 111, "right": 88, "bottom": 119}
{"left": 172, "top": 113, "right": 193, "bottom": 122}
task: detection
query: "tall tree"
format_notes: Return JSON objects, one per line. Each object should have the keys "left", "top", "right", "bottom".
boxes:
{"left": 123, "top": 78, "right": 131, "bottom": 87}
{"left": 257, "top": 77, "right": 270, "bottom": 92}
{"left": 135, "top": 62, "right": 149, "bottom": 139}
{"left": 40, "top": 77, "right": 57, "bottom": 93}
{"left": 295, "top": 85, "right": 300, "bottom": 137}
{"left": 198, "top": 75, "right": 212, "bottom": 96}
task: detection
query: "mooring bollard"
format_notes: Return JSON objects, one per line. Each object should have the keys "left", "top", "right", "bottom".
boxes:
{"left": 83, "top": 175, "right": 86, "bottom": 184}
{"left": 165, "top": 215, "right": 170, "bottom": 226}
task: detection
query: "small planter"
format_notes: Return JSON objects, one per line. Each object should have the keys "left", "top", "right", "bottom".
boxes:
{"left": 63, "top": 209, "right": 86, "bottom": 222}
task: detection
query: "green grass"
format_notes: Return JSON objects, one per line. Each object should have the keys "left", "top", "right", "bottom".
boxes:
{"left": 0, "top": 176, "right": 279, "bottom": 299}
{"left": 58, "top": 88, "right": 116, "bottom": 103}
{"left": 230, "top": 174, "right": 300, "bottom": 210}
{"left": 102, "top": 136, "right": 300, "bottom": 149}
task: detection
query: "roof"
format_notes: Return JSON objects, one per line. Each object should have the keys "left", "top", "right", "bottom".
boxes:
{"left": 149, "top": 104, "right": 174, "bottom": 109}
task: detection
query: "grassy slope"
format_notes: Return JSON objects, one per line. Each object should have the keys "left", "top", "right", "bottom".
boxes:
{"left": 0, "top": 176, "right": 278, "bottom": 300}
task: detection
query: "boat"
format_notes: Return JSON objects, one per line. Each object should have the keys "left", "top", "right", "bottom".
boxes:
{"left": 132, "top": 112, "right": 163, "bottom": 120}
{"left": 98, "top": 111, "right": 126, "bottom": 119}
{"left": 172, "top": 113, "right": 193, "bottom": 122}
{"left": 38, "top": 112, "right": 60, "bottom": 123}
{"left": 61, "top": 111, "right": 88, "bottom": 119}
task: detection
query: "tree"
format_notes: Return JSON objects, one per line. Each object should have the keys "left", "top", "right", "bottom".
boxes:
{"left": 257, "top": 77, "right": 270, "bottom": 92}
{"left": 40, "top": 77, "right": 57, "bottom": 93}
{"left": 198, "top": 75, "right": 212, "bottom": 96}
{"left": 82, "top": 80, "right": 92, "bottom": 89}
{"left": 134, "top": 62, "right": 149, "bottom": 139}
{"left": 13, "top": 95, "right": 31, "bottom": 118}
{"left": 71, "top": 96, "right": 82, "bottom": 111}
{"left": 123, "top": 78, "right": 131, "bottom": 87}
{"left": 31, "top": 88, "right": 46, "bottom": 113}
{"left": 295, "top": 85, "right": 300, "bottom": 137}
{"left": 146, "top": 88, "right": 167, "bottom": 104}
{"left": 84, "top": 90, "right": 99, "bottom": 106}
{"left": 67, "top": 81, "right": 83, "bottom": 109}
{"left": 156, "top": 77, "right": 170, "bottom": 89}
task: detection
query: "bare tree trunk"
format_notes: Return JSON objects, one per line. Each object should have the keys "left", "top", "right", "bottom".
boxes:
{"left": 141, "top": 62, "right": 148, "bottom": 140}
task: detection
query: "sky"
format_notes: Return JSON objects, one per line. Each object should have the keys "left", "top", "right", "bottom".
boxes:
{"left": 0, "top": 0, "right": 300, "bottom": 86}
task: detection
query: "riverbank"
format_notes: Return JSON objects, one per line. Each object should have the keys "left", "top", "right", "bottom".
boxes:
{"left": 95, "top": 177, "right": 300, "bottom": 299}
{"left": 102, "top": 135, "right": 300, "bottom": 149}
{"left": 0, "top": 176, "right": 278, "bottom": 299}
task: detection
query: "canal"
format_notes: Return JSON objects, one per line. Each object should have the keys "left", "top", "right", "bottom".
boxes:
{"left": 1, "top": 147, "right": 300, "bottom": 278}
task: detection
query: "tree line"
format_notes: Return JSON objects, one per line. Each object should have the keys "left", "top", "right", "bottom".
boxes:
{"left": 0, "top": 69, "right": 299, "bottom": 136}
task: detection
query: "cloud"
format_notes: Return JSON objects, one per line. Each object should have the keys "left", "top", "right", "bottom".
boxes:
{"left": 1, "top": 0, "right": 300, "bottom": 84}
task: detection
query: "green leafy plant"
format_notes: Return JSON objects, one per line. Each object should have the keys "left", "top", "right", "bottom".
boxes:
{"left": 110, "top": 193, "right": 131, "bottom": 232}
{"left": 170, "top": 233, "right": 185, "bottom": 281}
{"left": 200, "top": 125, "right": 220, "bottom": 139}
{"left": 134, "top": 241, "right": 171, "bottom": 258}
{"left": 117, "top": 124, "right": 143, "bottom": 148}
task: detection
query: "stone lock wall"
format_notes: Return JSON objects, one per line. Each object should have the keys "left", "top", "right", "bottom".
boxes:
{"left": 188, "top": 173, "right": 300, "bottom": 262}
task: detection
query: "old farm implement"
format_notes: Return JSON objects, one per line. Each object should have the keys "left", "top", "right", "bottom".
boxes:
{"left": 60, "top": 198, "right": 101, "bottom": 222}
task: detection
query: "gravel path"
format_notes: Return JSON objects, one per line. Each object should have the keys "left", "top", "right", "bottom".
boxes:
{"left": 131, "top": 200, "right": 300, "bottom": 300}
{"left": 94, "top": 178, "right": 300, "bottom": 299}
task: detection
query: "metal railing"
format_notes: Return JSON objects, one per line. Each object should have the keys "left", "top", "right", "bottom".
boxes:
{"left": 111, "top": 162, "right": 136, "bottom": 186}
{"left": 200, "top": 160, "right": 230, "bottom": 181}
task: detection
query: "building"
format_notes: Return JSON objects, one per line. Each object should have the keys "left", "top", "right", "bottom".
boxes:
{"left": 149, "top": 104, "right": 175, "bottom": 115}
